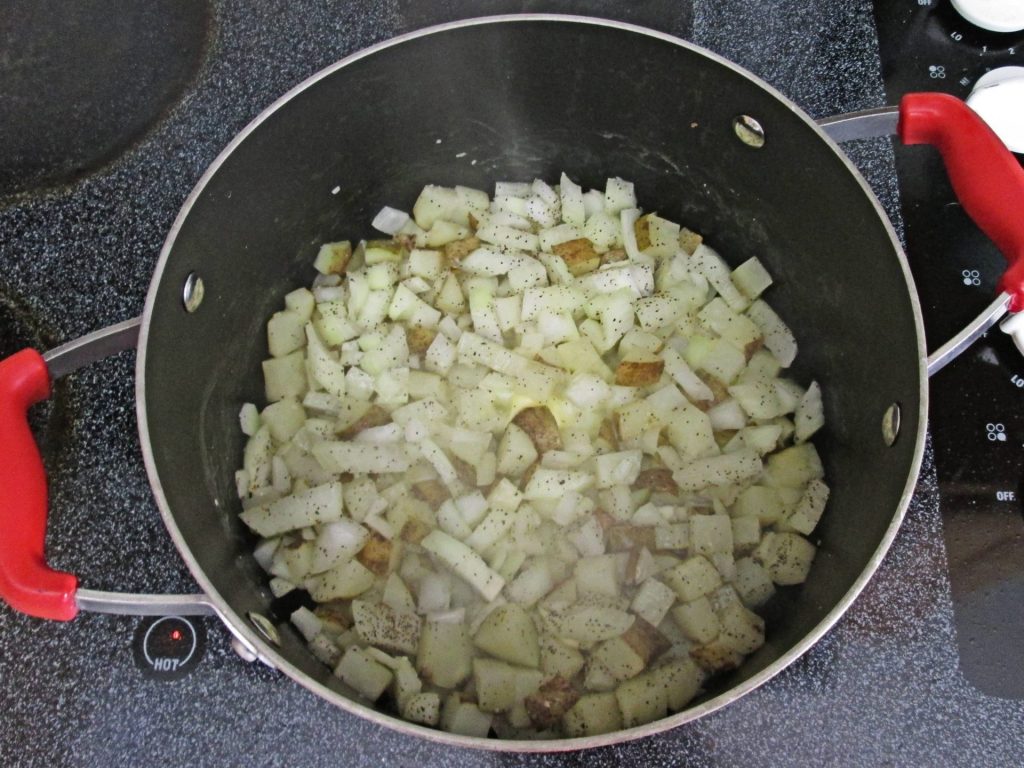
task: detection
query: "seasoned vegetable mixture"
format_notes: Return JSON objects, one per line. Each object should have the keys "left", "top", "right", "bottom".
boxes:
{"left": 235, "top": 174, "right": 829, "bottom": 738}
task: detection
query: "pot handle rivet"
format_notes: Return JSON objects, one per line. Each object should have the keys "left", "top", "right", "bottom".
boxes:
{"left": 247, "top": 611, "right": 281, "bottom": 646}
{"left": 183, "top": 272, "right": 205, "bottom": 313}
{"left": 230, "top": 635, "right": 260, "bottom": 663}
{"left": 733, "top": 115, "right": 766, "bottom": 148}
{"left": 882, "top": 403, "right": 901, "bottom": 447}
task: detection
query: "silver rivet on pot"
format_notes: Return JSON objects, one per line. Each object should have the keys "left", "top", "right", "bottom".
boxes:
{"left": 182, "top": 272, "right": 205, "bottom": 313}
{"left": 733, "top": 115, "right": 766, "bottom": 148}
{"left": 247, "top": 611, "right": 281, "bottom": 646}
{"left": 230, "top": 635, "right": 259, "bottom": 663}
{"left": 882, "top": 403, "right": 901, "bottom": 446}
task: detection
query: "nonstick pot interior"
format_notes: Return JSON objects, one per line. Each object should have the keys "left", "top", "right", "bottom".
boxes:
{"left": 139, "top": 17, "right": 926, "bottom": 745}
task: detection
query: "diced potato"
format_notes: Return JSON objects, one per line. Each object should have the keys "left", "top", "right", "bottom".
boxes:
{"left": 630, "top": 579, "right": 676, "bottom": 628}
{"left": 541, "top": 635, "right": 586, "bottom": 678}
{"left": 313, "top": 441, "right": 411, "bottom": 475}
{"left": 403, "top": 692, "right": 442, "bottom": 726}
{"left": 747, "top": 299, "right": 797, "bottom": 367}
{"left": 615, "top": 671, "right": 668, "bottom": 728}
{"left": 672, "top": 450, "right": 762, "bottom": 492}
{"left": 732, "top": 485, "right": 786, "bottom": 525}
{"left": 563, "top": 693, "right": 623, "bottom": 737}
{"left": 239, "top": 481, "right": 344, "bottom": 537}
{"left": 242, "top": 173, "right": 832, "bottom": 739}
{"left": 731, "top": 256, "right": 773, "bottom": 300}
{"left": 672, "top": 596, "right": 720, "bottom": 644}
{"left": 662, "top": 556, "right": 723, "bottom": 602}
{"left": 262, "top": 351, "right": 308, "bottom": 402}
{"left": 524, "top": 676, "right": 581, "bottom": 730}
{"left": 734, "top": 557, "right": 776, "bottom": 608}
{"left": 306, "top": 558, "right": 376, "bottom": 601}
{"left": 756, "top": 532, "right": 816, "bottom": 585}
{"left": 473, "top": 658, "right": 543, "bottom": 713}
{"left": 418, "top": 618, "right": 474, "bottom": 688}
{"left": 782, "top": 478, "right": 829, "bottom": 536}
{"left": 764, "top": 443, "right": 824, "bottom": 488}
{"left": 657, "top": 656, "right": 705, "bottom": 711}
{"left": 356, "top": 531, "right": 399, "bottom": 575}
{"left": 698, "top": 298, "right": 763, "bottom": 356}
{"left": 731, "top": 516, "right": 762, "bottom": 553}
{"left": 511, "top": 405, "right": 562, "bottom": 454}
{"left": 794, "top": 381, "right": 825, "bottom": 443}
{"left": 335, "top": 647, "right": 393, "bottom": 701}
{"left": 474, "top": 604, "right": 540, "bottom": 668}
{"left": 620, "top": 617, "right": 670, "bottom": 664}
{"left": 351, "top": 599, "right": 421, "bottom": 655}
{"left": 314, "top": 240, "right": 353, "bottom": 275}
{"left": 575, "top": 555, "right": 622, "bottom": 599}
{"left": 689, "top": 514, "right": 734, "bottom": 557}
{"left": 633, "top": 469, "right": 678, "bottom": 494}
{"left": 546, "top": 605, "right": 635, "bottom": 643}
{"left": 615, "top": 357, "right": 665, "bottom": 387}
{"left": 552, "top": 238, "right": 601, "bottom": 276}
{"left": 267, "top": 310, "right": 307, "bottom": 358}
{"left": 497, "top": 422, "right": 540, "bottom": 477}
{"left": 591, "top": 636, "right": 645, "bottom": 682}
{"left": 421, "top": 530, "right": 506, "bottom": 601}
{"left": 442, "top": 695, "right": 494, "bottom": 737}
{"left": 715, "top": 600, "right": 765, "bottom": 655}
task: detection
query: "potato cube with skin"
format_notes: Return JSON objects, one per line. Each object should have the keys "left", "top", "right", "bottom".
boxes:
{"left": 552, "top": 238, "right": 601, "bottom": 276}
{"left": 663, "top": 556, "right": 723, "bottom": 602}
{"left": 621, "top": 617, "right": 671, "bottom": 664}
{"left": 512, "top": 406, "right": 563, "bottom": 455}
{"left": 314, "top": 240, "right": 353, "bottom": 275}
{"left": 524, "top": 676, "right": 581, "bottom": 730}
{"left": 672, "top": 596, "right": 720, "bottom": 644}
{"left": 615, "top": 356, "right": 665, "bottom": 387}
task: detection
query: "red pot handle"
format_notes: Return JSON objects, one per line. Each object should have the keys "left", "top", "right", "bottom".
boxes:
{"left": 899, "top": 92, "right": 1024, "bottom": 312}
{"left": 0, "top": 350, "right": 78, "bottom": 620}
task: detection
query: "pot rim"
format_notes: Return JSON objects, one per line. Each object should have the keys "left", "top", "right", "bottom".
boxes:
{"left": 135, "top": 13, "right": 928, "bottom": 752}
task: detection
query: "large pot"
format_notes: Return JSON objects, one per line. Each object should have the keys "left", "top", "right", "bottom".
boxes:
{"left": 2, "top": 15, "right": 1023, "bottom": 752}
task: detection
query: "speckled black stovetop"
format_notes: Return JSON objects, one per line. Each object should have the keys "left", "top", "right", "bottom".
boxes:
{"left": 1, "top": 1, "right": 1023, "bottom": 766}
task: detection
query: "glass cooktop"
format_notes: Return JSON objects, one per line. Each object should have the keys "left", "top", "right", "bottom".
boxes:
{"left": 874, "top": 0, "right": 1024, "bottom": 700}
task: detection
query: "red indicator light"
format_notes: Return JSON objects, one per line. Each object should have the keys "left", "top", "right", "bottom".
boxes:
{"left": 170, "top": 629, "right": 183, "bottom": 641}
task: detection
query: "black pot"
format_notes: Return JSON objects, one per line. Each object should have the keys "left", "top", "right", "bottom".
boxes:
{"left": 4, "top": 15, "right": 1022, "bottom": 752}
